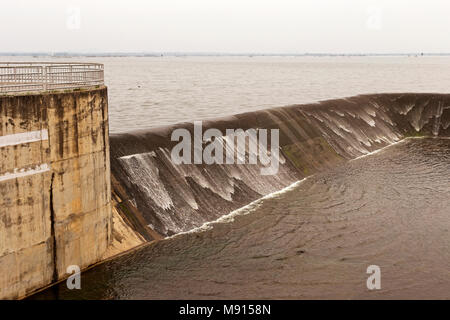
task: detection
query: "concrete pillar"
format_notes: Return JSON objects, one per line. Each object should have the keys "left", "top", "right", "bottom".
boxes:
{"left": 0, "top": 87, "right": 111, "bottom": 299}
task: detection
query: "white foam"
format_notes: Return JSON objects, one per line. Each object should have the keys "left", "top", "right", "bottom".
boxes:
{"left": 118, "top": 152, "right": 174, "bottom": 211}
{"left": 119, "top": 151, "right": 156, "bottom": 160}
{"left": 159, "top": 136, "right": 437, "bottom": 240}
{"left": 350, "top": 137, "right": 413, "bottom": 161}
{"left": 165, "top": 178, "right": 308, "bottom": 240}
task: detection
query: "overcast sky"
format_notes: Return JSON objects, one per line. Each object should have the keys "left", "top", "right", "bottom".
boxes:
{"left": 1, "top": 0, "right": 450, "bottom": 53}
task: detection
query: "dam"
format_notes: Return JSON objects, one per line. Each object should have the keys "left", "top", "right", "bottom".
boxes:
{"left": 108, "top": 93, "right": 450, "bottom": 239}
{"left": 36, "top": 92, "right": 450, "bottom": 299}
{"left": 1, "top": 62, "right": 450, "bottom": 299}
{"left": 0, "top": 63, "right": 112, "bottom": 299}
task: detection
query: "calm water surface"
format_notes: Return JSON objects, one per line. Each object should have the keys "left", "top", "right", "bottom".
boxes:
{"left": 5, "top": 56, "right": 450, "bottom": 132}
{"left": 33, "top": 138, "right": 450, "bottom": 299}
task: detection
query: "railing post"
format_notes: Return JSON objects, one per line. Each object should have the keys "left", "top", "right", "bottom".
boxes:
{"left": 43, "top": 66, "right": 48, "bottom": 91}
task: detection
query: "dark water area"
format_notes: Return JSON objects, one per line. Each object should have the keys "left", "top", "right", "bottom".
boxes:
{"left": 33, "top": 138, "right": 450, "bottom": 299}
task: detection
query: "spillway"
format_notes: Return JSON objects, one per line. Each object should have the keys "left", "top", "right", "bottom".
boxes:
{"left": 108, "top": 93, "right": 450, "bottom": 240}
{"left": 32, "top": 93, "right": 450, "bottom": 300}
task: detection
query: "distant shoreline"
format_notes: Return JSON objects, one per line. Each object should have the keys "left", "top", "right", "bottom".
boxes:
{"left": 1, "top": 52, "right": 450, "bottom": 58}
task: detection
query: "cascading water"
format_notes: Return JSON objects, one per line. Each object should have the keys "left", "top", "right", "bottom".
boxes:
{"left": 108, "top": 93, "right": 450, "bottom": 239}
{"left": 32, "top": 93, "right": 450, "bottom": 300}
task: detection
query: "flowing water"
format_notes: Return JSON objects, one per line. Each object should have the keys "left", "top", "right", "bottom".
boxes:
{"left": 34, "top": 138, "right": 450, "bottom": 299}
{"left": 9, "top": 56, "right": 448, "bottom": 299}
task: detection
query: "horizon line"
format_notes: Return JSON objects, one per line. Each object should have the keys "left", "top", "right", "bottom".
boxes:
{"left": 1, "top": 52, "right": 450, "bottom": 57}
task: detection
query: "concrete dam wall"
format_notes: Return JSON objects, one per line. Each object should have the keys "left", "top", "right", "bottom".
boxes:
{"left": 0, "top": 87, "right": 112, "bottom": 299}
{"left": 110, "top": 93, "right": 450, "bottom": 240}
{"left": 2, "top": 89, "right": 449, "bottom": 299}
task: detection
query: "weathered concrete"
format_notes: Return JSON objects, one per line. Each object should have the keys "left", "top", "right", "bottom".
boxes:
{"left": 0, "top": 87, "right": 112, "bottom": 299}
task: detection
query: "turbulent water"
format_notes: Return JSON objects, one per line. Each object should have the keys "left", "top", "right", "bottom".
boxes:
{"left": 33, "top": 138, "right": 450, "bottom": 299}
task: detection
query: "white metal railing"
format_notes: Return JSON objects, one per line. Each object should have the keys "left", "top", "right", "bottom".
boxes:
{"left": 0, "top": 62, "right": 104, "bottom": 94}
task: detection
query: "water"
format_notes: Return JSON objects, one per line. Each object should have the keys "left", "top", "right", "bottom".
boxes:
{"left": 5, "top": 56, "right": 450, "bottom": 132}
{"left": 8, "top": 56, "right": 449, "bottom": 299}
{"left": 33, "top": 138, "right": 450, "bottom": 299}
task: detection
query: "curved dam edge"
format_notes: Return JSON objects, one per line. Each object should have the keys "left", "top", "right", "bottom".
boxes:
{"left": 164, "top": 136, "right": 419, "bottom": 242}
{"left": 107, "top": 93, "right": 450, "bottom": 255}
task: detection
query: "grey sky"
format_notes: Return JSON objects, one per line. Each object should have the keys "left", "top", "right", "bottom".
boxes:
{"left": 1, "top": 0, "right": 450, "bottom": 53}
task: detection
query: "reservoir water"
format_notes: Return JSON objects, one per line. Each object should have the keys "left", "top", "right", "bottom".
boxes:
{"left": 5, "top": 56, "right": 450, "bottom": 133}
{"left": 33, "top": 138, "right": 450, "bottom": 299}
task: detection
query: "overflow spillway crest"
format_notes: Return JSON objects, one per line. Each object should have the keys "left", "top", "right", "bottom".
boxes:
{"left": 108, "top": 93, "right": 450, "bottom": 240}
